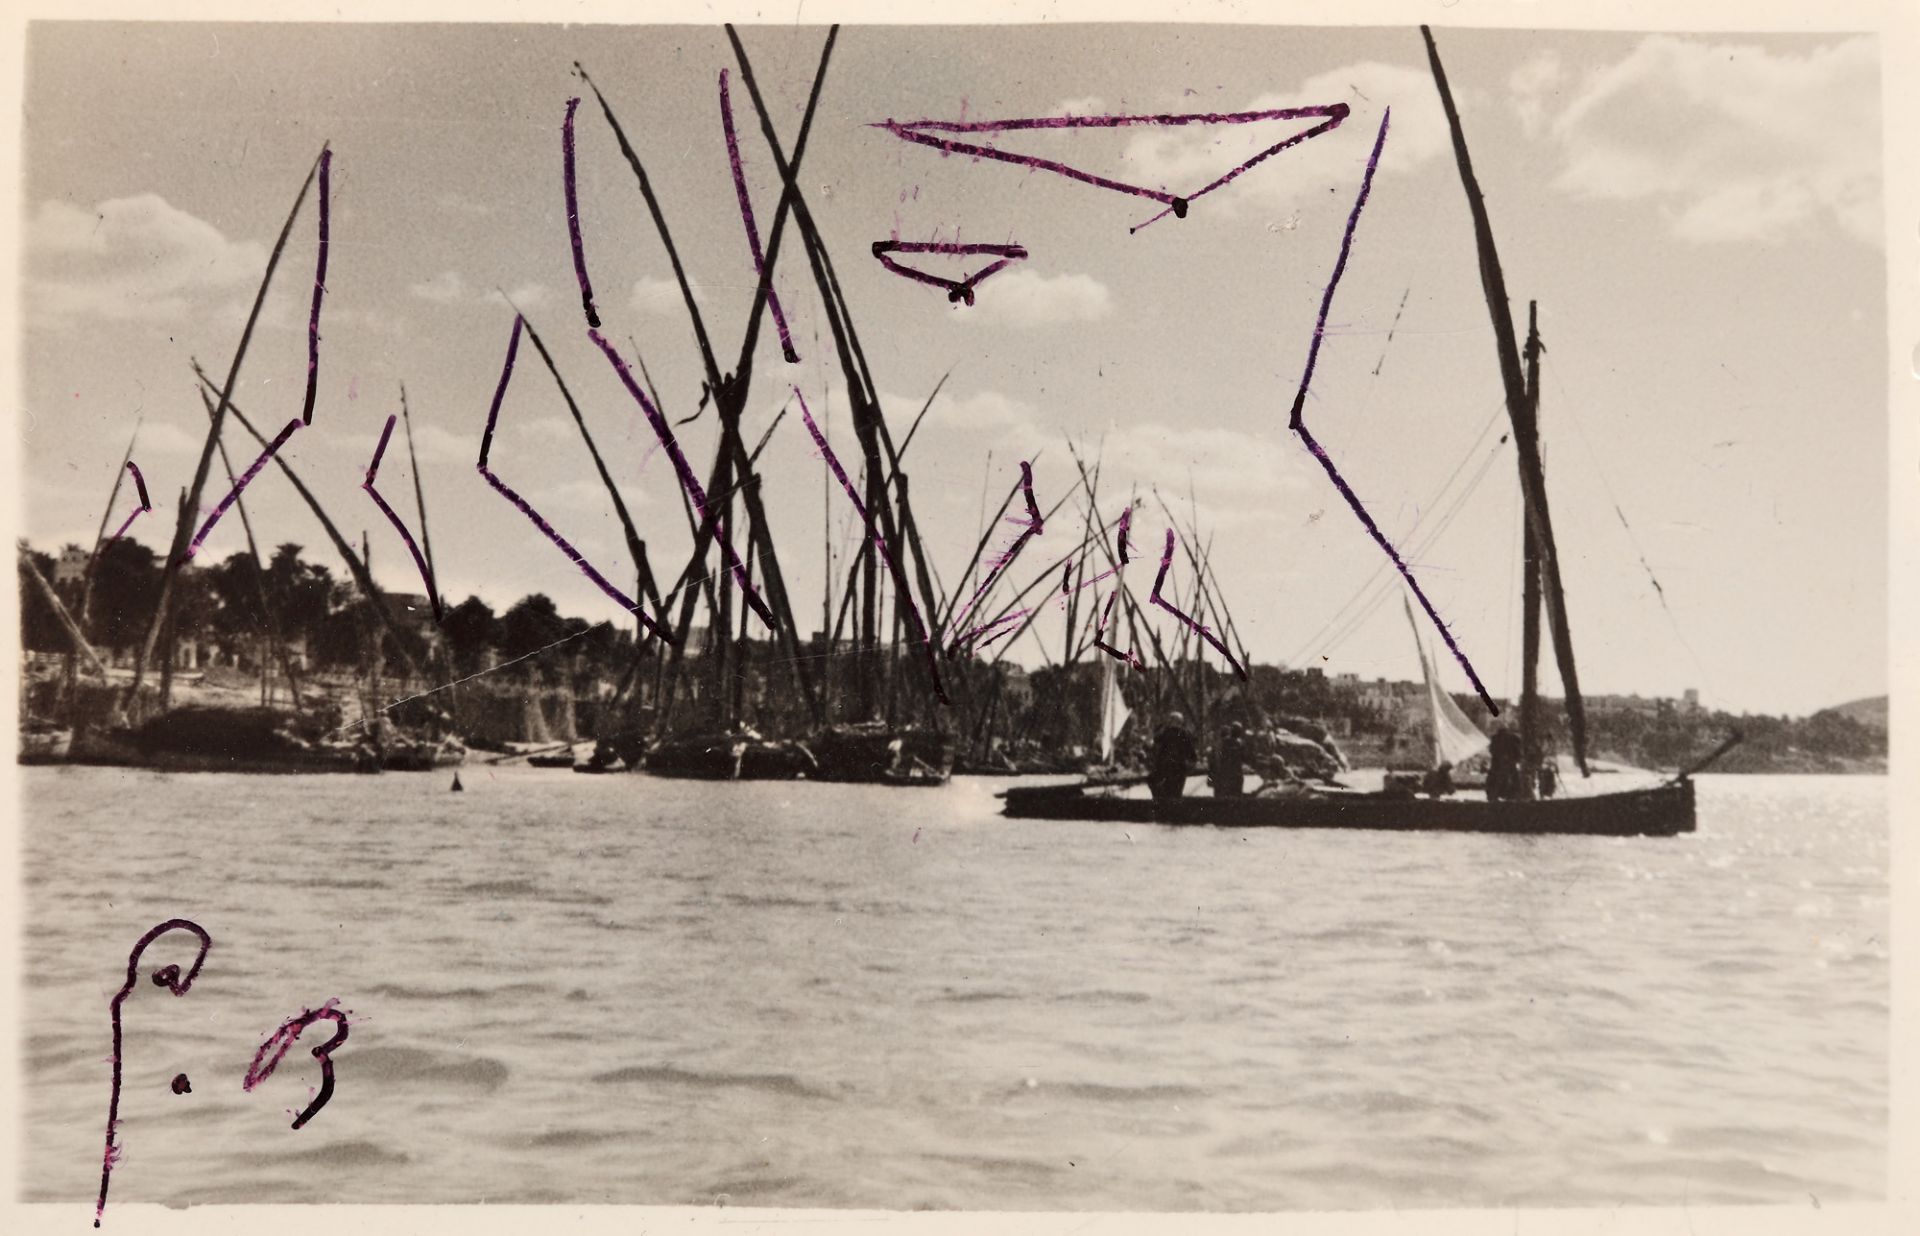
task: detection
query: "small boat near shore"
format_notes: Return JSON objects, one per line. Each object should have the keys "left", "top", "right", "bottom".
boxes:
{"left": 805, "top": 722, "right": 955, "bottom": 786}
{"left": 642, "top": 729, "right": 817, "bottom": 781}
{"left": 381, "top": 734, "right": 469, "bottom": 771}
{"left": 19, "top": 721, "right": 73, "bottom": 765}
{"left": 66, "top": 707, "right": 382, "bottom": 775}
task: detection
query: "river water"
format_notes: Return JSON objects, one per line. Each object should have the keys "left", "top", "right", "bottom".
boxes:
{"left": 18, "top": 768, "right": 1886, "bottom": 1212}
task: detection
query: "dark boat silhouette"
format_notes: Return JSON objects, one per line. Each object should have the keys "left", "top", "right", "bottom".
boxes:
{"left": 1001, "top": 775, "right": 1695, "bottom": 836}
{"left": 805, "top": 722, "right": 955, "bottom": 786}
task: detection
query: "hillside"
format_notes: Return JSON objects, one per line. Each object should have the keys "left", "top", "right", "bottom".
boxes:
{"left": 1821, "top": 695, "right": 1888, "bottom": 733}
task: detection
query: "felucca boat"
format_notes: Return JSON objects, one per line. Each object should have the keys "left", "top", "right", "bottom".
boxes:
{"left": 1001, "top": 27, "right": 1737, "bottom": 837}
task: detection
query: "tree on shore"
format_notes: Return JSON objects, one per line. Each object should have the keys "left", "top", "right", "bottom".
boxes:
{"left": 442, "top": 596, "right": 501, "bottom": 678}
{"left": 498, "top": 594, "right": 568, "bottom": 682}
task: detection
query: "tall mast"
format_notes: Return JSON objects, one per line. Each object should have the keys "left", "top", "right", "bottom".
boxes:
{"left": 398, "top": 385, "right": 440, "bottom": 618}
{"left": 822, "top": 377, "right": 832, "bottom": 669}
{"left": 1519, "top": 303, "right": 1544, "bottom": 786}
{"left": 1421, "top": 25, "right": 1589, "bottom": 775}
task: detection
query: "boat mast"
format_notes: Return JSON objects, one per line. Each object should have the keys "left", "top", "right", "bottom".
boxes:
{"left": 1421, "top": 25, "right": 1590, "bottom": 775}
{"left": 1519, "top": 302, "right": 1544, "bottom": 784}
{"left": 822, "top": 374, "right": 833, "bottom": 690}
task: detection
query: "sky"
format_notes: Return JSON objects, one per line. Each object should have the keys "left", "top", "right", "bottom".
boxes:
{"left": 15, "top": 21, "right": 1888, "bottom": 717}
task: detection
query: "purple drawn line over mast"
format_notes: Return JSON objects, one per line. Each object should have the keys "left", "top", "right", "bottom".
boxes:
{"left": 948, "top": 462, "right": 1044, "bottom": 647}
{"left": 877, "top": 104, "right": 1349, "bottom": 232}
{"left": 107, "top": 460, "right": 153, "bottom": 543}
{"left": 190, "top": 147, "right": 330, "bottom": 552}
{"left": 1091, "top": 589, "right": 1143, "bottom": 670}
{"left": 363, "top": 412, "right": 441, "bottom": 621}
{"left": 477, "top": 316, "right": 673, "bottom": 641}
{"left": 796, "top": 385, "right": 947, "bottom": 703}
{"left": 970, "top": 614, "right": 1027, "bottom": 651}
{"left": 1091, "top": 505, "right": 1141, "bottom": 668}
{"left": 1149, "top": 527, "right": 1247, "bottom": 680}
{"left": 185, "top": 418, "right": 302, "bottom": 559}
{"left": 870, "top": 240, "right": 1028, "bottom": 306}
{"left": 719, "top": 70, "right": 797, "bottom": 362}
{"left": 589, "top": 329, "right": 774, "bottom": 629}
{"left": 243, "top": 999, "right": 349, "bottom": 1131}
{"left": 1285, "top": 108, "right": 1495, "bottom": 713}
{"left": 562, "top": 99, "right": 602, "bottom": 330}
{"left": 301, "top": 146, "right": 331, "bottom": 426}
{"left": 96, "top": 919, "right": 212, "bottom": 1228}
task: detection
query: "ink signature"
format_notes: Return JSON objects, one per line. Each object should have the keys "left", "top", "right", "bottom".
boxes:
{"left": 95, "top": 920, "right": 351, "bottom": 1226}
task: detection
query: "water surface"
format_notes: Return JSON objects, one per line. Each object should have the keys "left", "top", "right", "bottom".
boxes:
{"left": 20, "top": 768, "right": 1887, "bottom": 1210}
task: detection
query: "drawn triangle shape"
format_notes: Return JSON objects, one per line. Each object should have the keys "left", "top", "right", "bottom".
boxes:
{"left": 877, "top": 104, "right": 1351, "bottom": 231}
{"left": 871, "top": 240, "right": 1028, "bottom": 306}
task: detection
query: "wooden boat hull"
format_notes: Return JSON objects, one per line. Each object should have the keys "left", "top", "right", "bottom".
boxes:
{"left": 382, "top": 742, "right": 469, "bottom": 771}
{"left": 66, "top": 731, "right": 381, "bottom": 774}
{"left": 19, "top": 727, "right": 73, "bottom": 764}
{"left": 1001, "top": 777, "right": 1695, "bottom": 837}
{"left": 62, "top": 708, "right": 383, "bottom": 774}
{"left": 643, "top": 735, "right": 816, "bottom": 781}
{"left": 806, "top": 725, "right": 955, "bottom": 786}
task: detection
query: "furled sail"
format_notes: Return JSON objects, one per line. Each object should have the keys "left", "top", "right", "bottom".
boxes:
{"left": 1403, "top": 595, "right": 1490, "bottom": 768}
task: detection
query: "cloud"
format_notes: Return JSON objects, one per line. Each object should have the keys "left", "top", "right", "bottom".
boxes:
{"left": 630, "top": 275, "right": 708, "bottom": 316}
{"left": 960, "top": 269, "right": 1113, "bottom": 327}
{"left": 875, "top": 385, "right": 1050, "bottom": 466}
{"left": 1052, "top": 96, "right": 1107, "bottom": 116}
{"left": 1099, "top": 422, "right": 1310, "bottom": 508}
{"left": 888, "top": 385, "right": 1310, "bottom": 524}
{"left": 511, "top": 415, "right": 579, "bottom": 444}
{"left": 408, "top": 270, "right": 469, "bottom": 304}
{"left": 1547, "top": 35, "right": 1879, "bottom": 245}
{"left": 328, "top": 419, "right": 475, "bottom": 466}
{"left": 408, "top": 273, "right": 553, "bottom": 314}
{"left": 1509, "top": 50, "right": 1566, "bottom": 138}
{"left": 26, "top": 194, "right": 268, "bottom": 328}
{"left": 327, "top": 305, "right": 409, "bottom": 337}
{"left": 408, "top": 423, "right": 479, "bottom": 464}
{"left": 1114, "top": 62, "right": 1453, "bottom": 216}
{"left": 496, "top": 282, "right": 551, "bottom": 311}
{"left": 546, "top": 478, "right": 647, "bottom": 512}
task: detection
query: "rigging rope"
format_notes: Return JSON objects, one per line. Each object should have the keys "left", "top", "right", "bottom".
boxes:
{"left": 1304, "top": 430, "right": 1511, "bottom": 664}
{"left": 1287, "top": 400, "right": 1505, "bottom": 662}
{"left": 1285, "top": 396, "right": 1509, "bottom": 666}
{"left": 1370, "top": 287, "right": 1412, "bottom": 378}
{"left": 1503, "top": 477, "right": 1522, "bottom": 695}
{"left": 1541, "top": 353, "right": 1713, "bottom": 694}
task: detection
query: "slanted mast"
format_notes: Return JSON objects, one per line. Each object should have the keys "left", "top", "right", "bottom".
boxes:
{"left": 1422, "top": 24, "right": 1590, "bottom": 776}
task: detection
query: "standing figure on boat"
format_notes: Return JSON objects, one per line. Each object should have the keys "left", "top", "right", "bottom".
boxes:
{"left": 1148, "top": 712, "right": 1197, "bottom": 801}
{"left": 1536, "top": 759, "right": 1559, "bottom": 800}
{"left": 1487, "top": 726, "right": 1524, "bottom": 801}
{"left": 1209, "top": 722, "right": 1247, "bottom": 798}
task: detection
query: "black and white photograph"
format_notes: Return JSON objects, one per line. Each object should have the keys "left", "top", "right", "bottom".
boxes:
{"left": 5, "top": 0, "right": 1911, "bottom": 1229}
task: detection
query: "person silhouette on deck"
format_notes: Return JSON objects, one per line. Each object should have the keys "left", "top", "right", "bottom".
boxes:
{"left": 1149, "top": 712, "right": 1197, "bottom": 801}
{"left": 1487, "top": 727, "right": 1524, "bottom": 801}
{"left": 1210, "top": 722, "right": 1247, "bottom": 798}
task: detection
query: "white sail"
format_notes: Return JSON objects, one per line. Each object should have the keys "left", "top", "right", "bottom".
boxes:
{"left": 1098, "top": 656, "right": 1131, "bottom": 762}
{"left": 1402, "top": 596, "right": 1491, "bottom": 768}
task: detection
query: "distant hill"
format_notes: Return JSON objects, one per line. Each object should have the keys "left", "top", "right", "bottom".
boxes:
{"left": 1821, "top": 696, "right": 1888, "bottom": 733}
